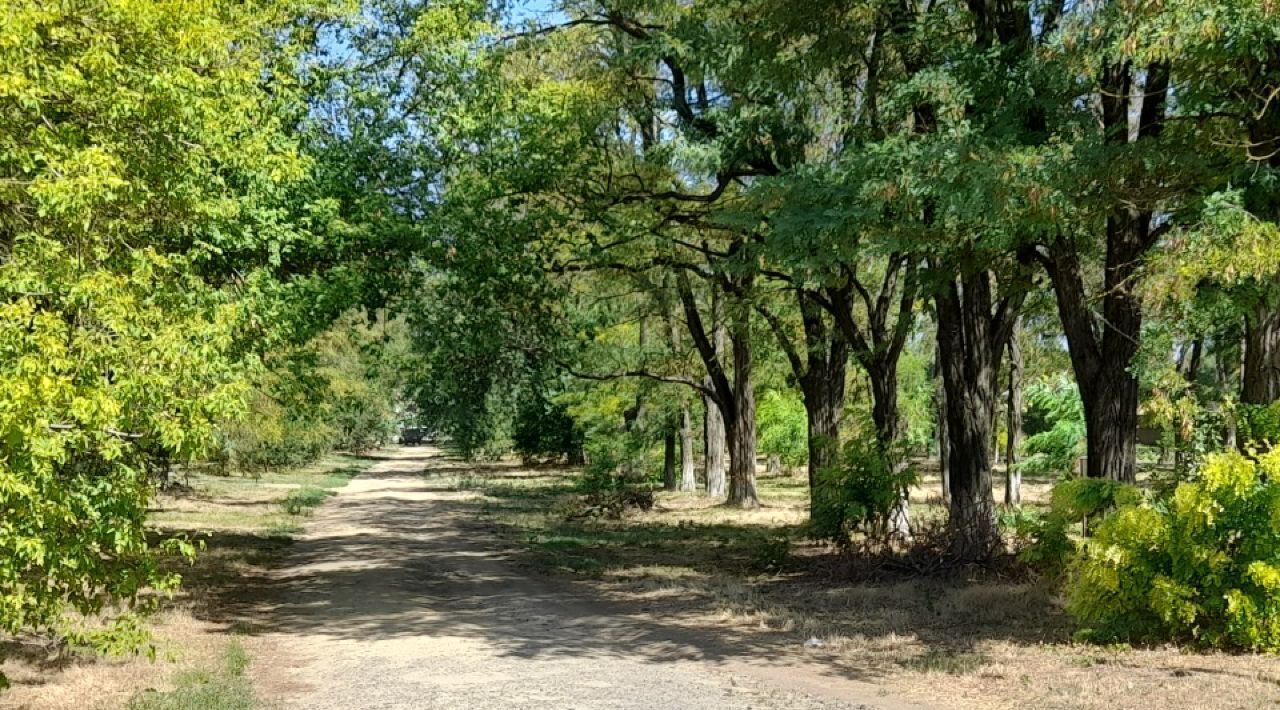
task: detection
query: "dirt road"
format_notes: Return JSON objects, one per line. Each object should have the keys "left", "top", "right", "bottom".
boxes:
{"left": 247, "top": 447, "right": 923, "bottom": 710}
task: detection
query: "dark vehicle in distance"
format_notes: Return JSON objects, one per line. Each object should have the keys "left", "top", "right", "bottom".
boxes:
{"left": 399, "top": 427, "right": 428, "bottom": 446}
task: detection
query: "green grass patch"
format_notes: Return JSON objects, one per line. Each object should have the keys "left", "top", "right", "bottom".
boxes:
{"left": 281, "top": 486, "right": 335, "bottom": 515}
{"left": 128, "top": 640, "right": 254, "bottom": 710}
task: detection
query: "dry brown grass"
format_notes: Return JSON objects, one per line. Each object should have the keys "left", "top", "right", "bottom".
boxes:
{"left": 0, "top": 455, "right": 370, "bottom": 710}
{"left": 0, "top": 612, "right": 242, "bottom": 710}
{"left": 463, "top": 457, "right": 1280, "bottom": 710}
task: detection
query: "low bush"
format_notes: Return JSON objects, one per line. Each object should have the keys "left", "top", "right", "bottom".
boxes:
{"left": 513, "top": 395, "right": 584, "bottom": 463}
{"left": 1011, "top": 477, "right": 1139, "bottom": 574}
{"left": 810, "top": 435, "right": 916, "bottom": 546}
{"left": 281, "top": 487, "right": 335, "bottom": 516}
{"left": 1066, "top": 450, "right": 1280, "bottom": 651}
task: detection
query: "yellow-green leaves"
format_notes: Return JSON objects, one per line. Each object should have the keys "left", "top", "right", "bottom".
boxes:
{"left": 1068, "top": 451, "right": 1280, "bottom": 651}
{"left": 0, "top": 0, "right": 317, "bottom": 640}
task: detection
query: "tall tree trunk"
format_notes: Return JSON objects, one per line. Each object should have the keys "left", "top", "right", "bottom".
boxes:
{"left": 758, "top": 290, "right": 849, "bottom": 517}
{"left": 662, "top": 429, "right": 677, "bottom": 491}
{"left": 802, "top": 377, "right": 843, "bottom": 492}
{"left": 934, "top": 266, "right": 1020, "bottom": 560}
{"left": 703, "top": 291, "right": 729, "bottom": 497}
{"left": 1241, "top": 92, "right": 1280, "bottom": 405}
{"left": 724, "top": 306, "right": 760, "bottom": 508}
{"left": 820, "top": 260, "right": 917, "bottom": 536}
{"left": 676, "top": 270, "right": 755, "bottom": 505}
{"left": 679, "top": 402, "right": 697, "bottom": 492}
{"left": 1042, "top": 61, "right": 1167, "bottom": 484}
{"left": 704, "top": 392, "right": 727, "bottom": 497}
{"left": 797, "top": 294, "right": 849, "bottom": 495}
{"left": 1243, "top": 295, "right": 1280, "bottom": 405}
{"left": 1005, "top": 322, "right": 1023, "bottom": 506}
{"left": 867, "top": 361, "right": 911, "bottom": 539}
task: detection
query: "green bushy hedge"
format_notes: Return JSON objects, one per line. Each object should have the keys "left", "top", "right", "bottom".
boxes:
{"left": 1067, "top": 450, "right": 1280, "bottom": 651}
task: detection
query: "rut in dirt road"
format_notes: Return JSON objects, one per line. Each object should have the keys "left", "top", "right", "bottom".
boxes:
{"left": 243, "top": 447, "right": 923, "bottom": 710}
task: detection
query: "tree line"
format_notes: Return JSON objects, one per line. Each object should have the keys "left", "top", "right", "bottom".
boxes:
{"left": 2, "top": 0, "right": 1280, "bottom": 656}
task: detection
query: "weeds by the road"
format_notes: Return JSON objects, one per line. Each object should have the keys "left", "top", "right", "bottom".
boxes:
{"left": 127, "top": 640, "right": 254, "bottom": 710}
{"left": 281, "top": 486, "right": 336, "bottom": 515}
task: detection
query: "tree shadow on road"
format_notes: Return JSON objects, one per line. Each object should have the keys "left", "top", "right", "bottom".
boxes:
{"left": 181, "top": 447, "right": 1073, "bottom": 691}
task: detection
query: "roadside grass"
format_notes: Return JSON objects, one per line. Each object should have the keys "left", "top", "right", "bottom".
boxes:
{"left": 449, "top": 453, "right": 1280, "bottom": 710}
{"left": 127, "top": 640, "right": 253, "bottom": 710}
{"left": 0, "top": 453, "right": 376, "bottom": 709}
{"left": 281, "top": 486, "right": 336, "bottom": 515}
{"left": 149, "top": 456, "right": 366, "bottom": 534}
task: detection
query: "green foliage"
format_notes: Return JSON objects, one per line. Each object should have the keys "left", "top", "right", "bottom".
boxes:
{"left": 1051, "top": 478, "right": 1143, "bottom": 521}
{"left": 0, "top": 0, "right": 325, "bottom": 641}
{"left": 896, "top": 348, "right": 939, "bottom": 454}
{"left": 513, "top": 392, "right": 584, "bottom": 462}
{"left": 1012, "top": 477, "right": 1141, "bottom": 573}
{"left": 560, "top": 419, "right": 657, "bottom": 519}
{"left": 281, "top": 486, "right": 335, "bottom": 516}
{"left": 757, "top": 389, "right": 808, "bottom": 469}
{"left": 215, "top": 314, "right": 403, "bottom": 471}
{"left": 1239, "top": 401, "right": 1280, "bottom": 450}
{"left": 810, "top": 435, "right": 916, "bottom": 546}
{"left": 1003, "top": 507, "right": 1073, "bottom": 572}
{"left": 1019, "top": 377, "right": 1086, "bottom": 477}
{"left": 1067, "top": 451, "right": 1280, "bottom": 651}
{"left": 215, "top": 390, "right": 333, "bottom": 471}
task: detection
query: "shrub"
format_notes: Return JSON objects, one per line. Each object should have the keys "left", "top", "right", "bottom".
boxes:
{"left": 513, "top": 395, "right": 584, "bottom": 463}
{"left": 216, "top": 392, "right": 334, "bottom": 472}
{"left": 1066, "top": 450, "right": 1280, "bottom": 651}
{"left": 810, "top": 435, "right": 916, "bottom": 546}
{"left": 281, "top": 487, "right": 335, "bottom": 516}
{"left": 562, "top": 433, "right": 653, "bottom": 519}
{"left": 1012, "top": 477, "right": 1140, "bottom": 573}
{"left": 1239, "top": 400, "right": 1280, "bottom": 450}
{"left": 1018, "top": 377, "right": 1085, "bottom": 477}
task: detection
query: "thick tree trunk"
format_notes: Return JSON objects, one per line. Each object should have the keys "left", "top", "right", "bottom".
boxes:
{"left": 1005, "top": 325, "right": 1023, "bottom": 506}
{"left": 1081, "top": 365, "right": 1140, "bottom": 482}
{"left": 724, "top": 308, "right": 760, "bottom": 508}
{"left": 1046, "top": 239, "right": 1144, "bottom": 483}
{"left": 704, "top": 392, "right": 727, "bottom": 497}
{"left": 679, "top": 402, "right": 697, "bottom": 491}
{"left": 939, "top": 367, "right": 999, "bottom": 559}
{"left": 867, "top": 361, "right": 911, "bottom": 539}
{"left": 662, "top": 429, "right": 677, "bottom": 491}
{"left": 725, "top": 407, "right": 759, "bottom": 508}
{"left": 1243, "top": 296, "right": 1280, "bottom": 405}
{"left": 761, "top": 291, "right": 849, "bottom": 516}
{"left": 803, "top": 380, "right": 842, "bottom": 492}
{"left": 1044, "top": 61, "right": 1166, "bottom": 484}
{"left": 934, "top": 267, "right": 1017, "bottom": 560}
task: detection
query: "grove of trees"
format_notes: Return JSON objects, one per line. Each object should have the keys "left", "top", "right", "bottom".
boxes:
{"left": 3, "top": 0, "right": 1280, "bottom": 658}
